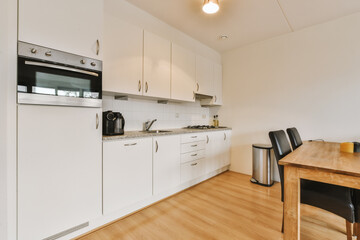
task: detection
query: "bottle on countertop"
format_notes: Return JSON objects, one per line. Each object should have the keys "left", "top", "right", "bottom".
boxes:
{"left": 213, "top": 115, "right": 219, "bottom": 128}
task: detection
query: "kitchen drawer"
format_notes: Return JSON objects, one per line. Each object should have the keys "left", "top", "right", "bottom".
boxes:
{"left": 181, "top": 133, "right": 206, "bottom": 144}
{"left": 181, "top": 141, "right": 205, "bottom": 153}
{"left": 181, "top": 150, "right": 205, "bottom": 164}
{"left": 181, "top": 159, "right": 205, "bottom": 183}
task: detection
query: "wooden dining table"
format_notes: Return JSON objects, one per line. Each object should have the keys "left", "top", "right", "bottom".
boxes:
{"left": 279, "top": 141, "right": 360, "bottom": 240}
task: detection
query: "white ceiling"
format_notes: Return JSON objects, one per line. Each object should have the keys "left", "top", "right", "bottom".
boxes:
{"left": 124, "top": 0, "right": 360, "bottom": 53}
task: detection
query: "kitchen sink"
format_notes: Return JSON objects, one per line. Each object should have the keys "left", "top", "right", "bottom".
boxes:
{"left": 142, "top": 130, "right": 172, "bottom": 134}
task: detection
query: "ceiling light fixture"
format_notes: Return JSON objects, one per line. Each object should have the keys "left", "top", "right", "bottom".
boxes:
{"left": 202, "top": 0, "right": 219, "bottom": 14}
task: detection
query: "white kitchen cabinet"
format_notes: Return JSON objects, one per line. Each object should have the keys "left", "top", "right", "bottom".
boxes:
{"left": 18, "top": 105, "right": 102, "bottom": 240}
{"left": 220, "top": 131, "right": 232, "bottom": 168}
{"left": 196, "top": 55, "right": 214, "bottom": 96}
{"left": 213, "top": 63, "right": 223, "bottom": 105}
{"left": 153, "top": 136, "right": 181, "bottom": 195}
{"left": 103, "top": 138, "right": 152, "bottom": 215}
{"left": 19, "top": 0, "right": 103, "bottom": 60}
{"left": 205, "top": 132, "right": 222, "bottom": 173}
{"left": 103, "top": 18, "right": 143, "bottom": 95}
{"left": 204, "top": 130, "right": 231, "bottom": 173}
{"left": 181, "top": 159, "right": 206, "bottom": 183}
{"left": 144, "top": 31, "right": 171, "bottom": 99}
{"left": 171, "top": 44, "right": 196, "bottom": 102}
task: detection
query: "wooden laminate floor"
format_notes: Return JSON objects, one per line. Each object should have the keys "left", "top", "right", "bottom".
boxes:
{"left": 77, "top": 171, "right": 352, "bottom": 240}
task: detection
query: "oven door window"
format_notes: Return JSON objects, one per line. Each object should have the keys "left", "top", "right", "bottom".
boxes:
{"left": 18, "top": 57, "right": 102, "bottom": 99}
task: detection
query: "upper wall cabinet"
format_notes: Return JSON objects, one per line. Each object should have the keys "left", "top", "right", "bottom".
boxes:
{"left": 171, "top": 44, "right": 196, "bottom": 102}
{"left": 196, "top": 55, "right": 214, "bottom": 96}
{"left": 213, "top": 63, "right": 223, "bottom": 105}
{"left": 103, "top": 18, "right": 143, "bottom": 95}
{"left": 144, "top": 31, "right": 171, "bottom": 99}
{"left": 19, "top": 0, "right": 103, "bottom": 60}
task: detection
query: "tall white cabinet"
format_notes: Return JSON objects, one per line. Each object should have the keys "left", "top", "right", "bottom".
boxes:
{"left": 171, "top": 44, "right": 196, "bottom": 102}
{"left": 18, "top": 0, "right": 103, "bottom": 59}
{"left": 18, "top": 105, "right": 102, "bottom": 240}
{"left": 103, "top": 18, "right": 143, "bottom": 95}
{"left": 143, "top": 31, "right": 171, "bottom": 99}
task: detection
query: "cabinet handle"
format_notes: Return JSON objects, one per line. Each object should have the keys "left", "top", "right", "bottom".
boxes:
{"left": 124, "top": 143, "right": 137, "bottom": 146}
{"left": 145, "top": 82, "right": 148, "bottom": 93}
{"left": 155, "top": 141, "right": 159, "bottom": 152}
{"left": 191, "top": 144, "right": 198, "bottom": 147}
{"left": 138, "top": 80, "right": 141, "bottom": 92}
{"left": 96, "top": 113, "right": 99, "bottom": 129}
{"left": 224, "top": 133, "right": 226, "bottom": 141}
{"left": 215, "top": 95, "right": 217, "bottom": 102}
{"left": 206, "top": 135, "right": 209, "bottom": 144}
{"left": 191, "top": 154, "right": 198, "bottom": 157}
{"left": 96, "top": 39, "right": 100, "bottom": 55}
{"left": 191, "top": 136, "right": 197, "bottom": 138}
{"left": 191, "top": 162, "right": 198, "bottom": 166}
{"left": 196, "top": 83, "right": 199, "bottom": 92}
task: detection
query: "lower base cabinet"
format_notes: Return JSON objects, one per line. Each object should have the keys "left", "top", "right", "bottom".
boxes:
{"left": 181, "top": 159, "right": 205, "bottom": 183}
{"left": 153, "top": 135, "right": 181, "bottom": 195}
{"left": 103, "top": 138, "right": 153, "bottom": 215}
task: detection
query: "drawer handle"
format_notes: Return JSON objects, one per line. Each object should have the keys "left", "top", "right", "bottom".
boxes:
{"left": 191, "top": 136, "right": 198, "bottom": 138}
{"left": 155, "top": 141, "right": 159, "bottom": 152}
{"left": 206, "top": 135, "right": 209, "bottom": 144}
{"left": 191, "top": 144, "right": 198, "bottom": 147}
{"left": 124, "top": 143, "right": 137, "bottom": 146}
{"left": 191, "top": 163, "right": 198, "bottom": 166}
{"left": 191, "top": 154, "right": 198, "bottom": 157}
{"left": 224, "top": 133, "right": 227, "bottom": 141}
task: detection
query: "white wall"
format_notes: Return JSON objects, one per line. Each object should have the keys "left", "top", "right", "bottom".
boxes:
{"left": 220, "top": 12, "right": 360, "bottom": 178}
{"left": 104, "top": 0, "right": 221, "bottom": 64}
{"left": 0, "top": 0, "right": 17, "bottom": 239}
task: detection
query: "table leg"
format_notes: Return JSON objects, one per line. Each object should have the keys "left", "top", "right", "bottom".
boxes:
{"left": 284, "top": 165, "right": 300, "bottom": 240}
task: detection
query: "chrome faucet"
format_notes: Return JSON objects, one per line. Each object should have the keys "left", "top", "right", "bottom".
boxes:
{"left": 144, "top": 119, "right": 157, "bottom": 131}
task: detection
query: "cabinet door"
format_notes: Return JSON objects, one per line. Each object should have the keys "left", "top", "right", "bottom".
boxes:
{"left": 103, "top": 138, "right": 152, "bottom": 215}
{"left": 144, "top": 31, "right": 171, "bottom": 99}
{"left": 222, "top": 131, "right": 232, "bottom": 167}
{"left": 213, "top": 63, "right": 223, "bottom": 105}
{"left": 19, "top": 0, "right": 103, "bottom": 59}
{"left": 153, "top": 136, "right": 181, "bottom": 195}
{"left": 171, "top": 44, "right": 196, "bottom": 102}
{"left": 103, "top": 18, "right": 143, "bottom": 95}
{"left": 205, "top": 132, "right": 223, "bottom": 173}
{"left": 196, "top": 55, "right": 214, "bottom": 96}
{"left": 18, "top": 105, "right": 102, "bottom": 240}
{"left": 218, "top": 131, "right": 232, "bottom": 168}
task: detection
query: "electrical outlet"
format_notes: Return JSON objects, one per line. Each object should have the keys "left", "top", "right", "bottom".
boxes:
{"left": 202, "top": 114, "right": 206, "bottom": 119}
{"left": 175, "top": 113, "right": 179, "bottom": 118}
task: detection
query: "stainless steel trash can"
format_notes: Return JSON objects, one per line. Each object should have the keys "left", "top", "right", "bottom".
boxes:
{"left": 250, "top": 144, "right": 274, "bottom": 186}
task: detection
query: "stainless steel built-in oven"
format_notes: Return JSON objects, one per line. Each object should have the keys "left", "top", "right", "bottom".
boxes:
{"left": 17, "top": 41, "right": 102, "bottom": 107}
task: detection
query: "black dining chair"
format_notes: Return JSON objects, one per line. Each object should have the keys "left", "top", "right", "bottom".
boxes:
{"left": 269, "top": 130, "right": 355, "bottom": 239}
{"left": 286, "top": 127, "right": 303, "bottom": 150}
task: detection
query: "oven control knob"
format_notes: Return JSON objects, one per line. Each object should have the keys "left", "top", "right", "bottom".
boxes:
{"left": 30, "top": 48, "right": 37, "bottom": 54}
{"left": 45, "top": 51, "right": 52, "bottom": 57}
{"left": 80, "top": 59, "right": 86, "bottom": 64}
{"left": 90, "top": 62, "right": 96, "bottom": 67}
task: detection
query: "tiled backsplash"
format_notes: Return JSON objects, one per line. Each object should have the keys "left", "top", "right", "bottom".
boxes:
{"left": 102, "top": 95, "right": 211, "bottom": 131}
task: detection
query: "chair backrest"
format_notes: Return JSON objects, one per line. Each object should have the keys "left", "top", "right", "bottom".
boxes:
{"left": 286, "top": 127, "right": 303, "bottom": 150}
{"left": 268, "top": 130, "right": 292, "bottom": 202}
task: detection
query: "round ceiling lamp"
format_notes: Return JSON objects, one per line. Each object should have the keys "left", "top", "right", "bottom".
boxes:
{"left": 202, "top": 0, "right": 219, "bottom": 14}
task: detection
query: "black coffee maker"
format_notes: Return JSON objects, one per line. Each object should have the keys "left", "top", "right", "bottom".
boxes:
{"left": 103, "top": 111, "right": 125, "bottom": 136}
